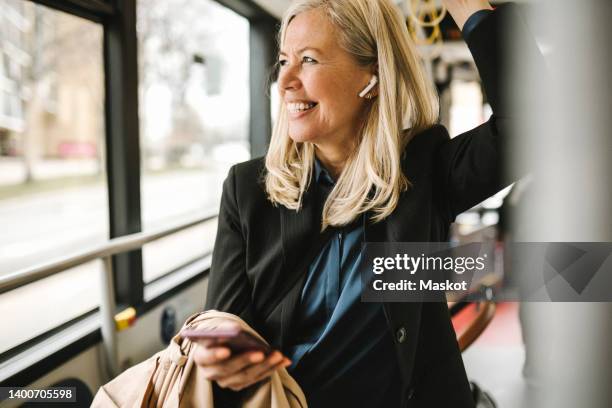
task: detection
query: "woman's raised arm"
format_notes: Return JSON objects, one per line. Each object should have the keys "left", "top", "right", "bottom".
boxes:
{"left": 435, "top": 2, "right": 547, "bottom": 219}
{"left": 443, "top": 0, "right": 493, "bottom": 30}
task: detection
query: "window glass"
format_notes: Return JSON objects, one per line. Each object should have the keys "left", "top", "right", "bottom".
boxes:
{"left": 449, "top": 80, "right": 486, "bottom": 137}
{"left": 137, "top": 0, "right": 250, "bottom": 282}
{"left": 0, "top": 1, "right": 105, "bottom": 353}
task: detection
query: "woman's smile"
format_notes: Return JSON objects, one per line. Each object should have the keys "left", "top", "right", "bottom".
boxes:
{"left": 286, "top": 102, "right": 319, "bottom": 119}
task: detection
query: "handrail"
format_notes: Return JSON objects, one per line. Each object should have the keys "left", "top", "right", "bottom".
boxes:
{"left": 0, "top": 210, "right": 217, "bottom": 295}
{"left": 456, "top": 300, "right": 496, "bottom": 352}
{"left": 0, "top": 210, "right": 218, "bottom": 378}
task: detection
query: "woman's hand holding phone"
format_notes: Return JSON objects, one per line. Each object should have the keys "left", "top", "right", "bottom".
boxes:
{"left": 189, "top": 322, "right": 292, "bottom": 392}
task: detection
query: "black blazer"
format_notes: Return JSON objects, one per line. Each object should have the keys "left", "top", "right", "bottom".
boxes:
{"left": 206, "top": 4, "right": 543, "bottom": 407}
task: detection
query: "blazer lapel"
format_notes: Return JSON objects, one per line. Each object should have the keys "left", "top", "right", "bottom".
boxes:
{"left": 275, "top": 187, "right": 326, "bottom": 348}
{"left": 279, "top": 186, "right": 321, "bottom": 282}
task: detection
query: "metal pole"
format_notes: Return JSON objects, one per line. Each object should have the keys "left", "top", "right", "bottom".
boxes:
{"left": 99, "top": 256, "right": 119, "bottom": 377}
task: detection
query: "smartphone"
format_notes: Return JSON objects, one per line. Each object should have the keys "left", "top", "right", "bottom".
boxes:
{"left": 181, "top": 327, "right": 272, "bottom": 355}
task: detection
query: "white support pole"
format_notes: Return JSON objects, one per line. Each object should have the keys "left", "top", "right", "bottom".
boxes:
{"left": 99, "top": 256, "right": 119, "bottom": 378}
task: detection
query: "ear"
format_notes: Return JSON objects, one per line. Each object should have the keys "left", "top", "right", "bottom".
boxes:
{"left": 368, "top": 74, "right": 379, "bottom": 98}
{"left": 368, "top": 64, "right": 380, "bottom": 98}
{"left": 369, "top": 72, "right": 379, "bottom": 98}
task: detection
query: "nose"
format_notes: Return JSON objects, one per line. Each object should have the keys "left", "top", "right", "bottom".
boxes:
{"left": 278, "top": 63, "right": 302, "bottom": 93}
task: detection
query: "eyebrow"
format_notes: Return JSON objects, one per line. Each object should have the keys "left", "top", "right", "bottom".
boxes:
{"left": 279, "top": 46, "right": 323, "bottom": 57}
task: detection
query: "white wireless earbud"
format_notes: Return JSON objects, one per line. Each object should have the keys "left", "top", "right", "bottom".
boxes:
{"left": 359, "top": 75, "right": 378, "bottom": 98}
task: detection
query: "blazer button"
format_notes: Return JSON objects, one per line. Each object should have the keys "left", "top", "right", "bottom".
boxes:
{"left": 396, "top": 327, "right": 407, "bottom": 343}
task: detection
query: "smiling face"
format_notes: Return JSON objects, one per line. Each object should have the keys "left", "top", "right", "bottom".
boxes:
{"left": 278, "top": 8, "right": 373, "bottom": 151}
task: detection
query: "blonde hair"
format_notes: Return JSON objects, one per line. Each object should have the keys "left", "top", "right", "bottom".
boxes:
{"left": 265, "top": 0, "right": 439, "bottom": 230}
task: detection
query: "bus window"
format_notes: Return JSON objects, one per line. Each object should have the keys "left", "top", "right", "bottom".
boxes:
{"left": 136, "top": 0, "right": 250, "bottom": 283}
{"left": 449, "top": 80, "right": 487, "bottom": 137}
{"left": 0, "top": 1, "right": 105, "bottom": 354}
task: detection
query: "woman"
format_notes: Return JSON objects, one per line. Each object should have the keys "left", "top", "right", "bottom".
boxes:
{"left": 195, "top": 0, "right": 541, "bottom": 406}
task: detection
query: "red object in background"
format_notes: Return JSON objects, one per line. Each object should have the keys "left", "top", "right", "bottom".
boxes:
{"left": 58, "top": 141, "right": 97, "bottom": 158}
{"left": 452, "top": 302, "right": 522, "bottom": 347}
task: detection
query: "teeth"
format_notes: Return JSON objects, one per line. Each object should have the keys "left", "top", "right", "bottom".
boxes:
{"left": 287, "top": 102, "right": 316, "bottom": 113}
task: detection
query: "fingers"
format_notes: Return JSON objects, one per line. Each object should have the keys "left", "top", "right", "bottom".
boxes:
{"left": 219, "top": 351, "right": 285, "bottom": 388}
{"left": 242, "top": 354, "right": 292, "bottom": 387}
{"left": 193, "top": 344, "right": 232, "bottom": 366}
{"left": 198, "top": 349, "right": 266, "bottom": 380}
{"left": 215, "top": 351, "right": 292, "bottom": 391}
{"left": 189, "top": 320, "right": 292, "bottom": 392}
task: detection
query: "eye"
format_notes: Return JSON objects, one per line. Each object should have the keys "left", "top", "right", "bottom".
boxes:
{"left": 302, "top": 56, "right": 317, "bottom": 64}
{"left": 278, "top": 59, "right": 288, "bottom": 67}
